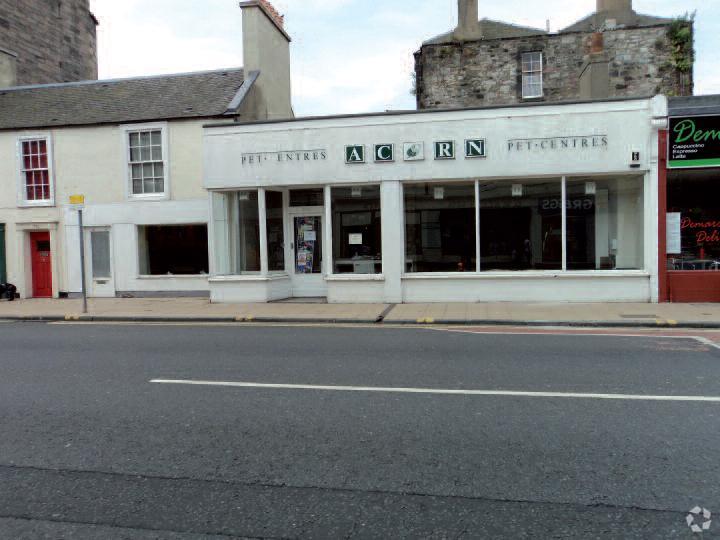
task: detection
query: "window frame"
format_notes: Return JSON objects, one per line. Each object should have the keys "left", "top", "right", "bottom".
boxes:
{"left": 121, "top": 122, "right": 170, "bottom": 201}
{"left": 521, "top": 51, "right": 544, "bottom": 100}
{"left": 16, "top": 133, "right": 55, "bottom": 208}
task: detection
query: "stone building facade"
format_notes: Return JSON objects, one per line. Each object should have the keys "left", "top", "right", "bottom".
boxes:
{"left": 414, "top": 0, "right": 693, "bottom": 109}
{"left": 0, "top": 0, "right": 98, "bottom": 86}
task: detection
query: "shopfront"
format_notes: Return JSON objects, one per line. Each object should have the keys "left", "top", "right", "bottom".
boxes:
{"left": 664, "top": 96, "right": 720, "bottom": 301}
{"left": 204, "top": 97, "right": 665, "bottom": 303}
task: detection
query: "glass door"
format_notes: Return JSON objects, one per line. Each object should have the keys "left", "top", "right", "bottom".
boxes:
{"left": 289, "top": 214, "right": 326, "bottom": 297}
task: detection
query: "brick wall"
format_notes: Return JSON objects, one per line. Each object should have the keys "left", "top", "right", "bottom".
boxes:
{"left": 0, "top": 0, "right": 97, "bottom": 86}
{"left": 415, "top": 24, "right": 692, "bottom": 109}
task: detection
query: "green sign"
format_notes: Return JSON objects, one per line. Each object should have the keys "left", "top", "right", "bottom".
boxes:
{"left": 669, "top": 116, "right": 720, "bottom": 168}
{"left": 465, "top": 139, "right": 486, "bottom": 158}
{"left": 345, "top": 145, "right": 365, "bottom": 164}
{"left": 434, "top": 141, "right": 455, "bottom": 160}
{"left": 374, "top": 143, "right": 394, "bottom": 162}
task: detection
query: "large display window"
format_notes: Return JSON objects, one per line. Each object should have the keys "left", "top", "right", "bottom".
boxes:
{"left": 402, "top": 176, "right": 645, "bottom": 274}
{"left": 566, "top": 177, "right": 644, "bottom": 270}
{"left": 667, "top": 169, "right": 720, "bottom": 270}
{"left": 404, "top": 182, "right": 476, "bottom": 272}
{"left": 479, "top": 180, "right": 562, "bottom": 271}
{"left": 331, "top": 186, "right": 382, "bottom": 274}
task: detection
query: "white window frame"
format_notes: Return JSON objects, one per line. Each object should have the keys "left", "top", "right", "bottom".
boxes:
{"left": 521, "top": 51, "right": 544, "bottom": 99}
{"left": 16, "top": 133, "right": 55, "bottom": 208}
{"left": 121, "top": 122, "right": 170, "bottom": 201}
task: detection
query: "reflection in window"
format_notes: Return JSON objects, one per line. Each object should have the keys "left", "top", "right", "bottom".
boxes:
{"left": 331, "top": 186, "right": 382, "bottom": 274}
{"left": 405, "top": 183, "right": 476, "bottom": 273}
{"left": 479, "top": 181, "right": 562, "bottom": 271}
{"left": 265, "top": 191, "right": 285, "bottom": 271}
{"left": 138, "top": 225, "right": 208, "bottom": 275}
{"left": 667, "top": 169, "right": 720, "bottom": 270}
{"left": 567, "top": 177, "right": 644, "bottom": 270}
{"left": 237, "top": 191, "right": 260, "bottom": 273}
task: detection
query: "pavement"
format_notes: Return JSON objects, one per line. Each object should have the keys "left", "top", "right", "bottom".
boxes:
{"left": 1, "top": 323, "right": 718, "bottom": 538}
{"left": 2, "top": 297, "right": 720, "bottom": 327}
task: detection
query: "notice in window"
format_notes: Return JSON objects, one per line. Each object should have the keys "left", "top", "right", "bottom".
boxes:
{"left": 667, "top": 212, "right": 682, "bottom": 254}
{"left": 349, "top": 233, "right": 363, "bottom": 245}
{"left": 304, "top": 230, "right": 317, "bottom": 242}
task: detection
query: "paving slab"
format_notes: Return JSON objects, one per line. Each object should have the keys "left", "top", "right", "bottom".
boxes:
{"left": 2, "top": 298, "right": 720, "bottom": 327}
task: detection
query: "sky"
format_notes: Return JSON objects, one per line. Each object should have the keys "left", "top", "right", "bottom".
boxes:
{"left": 88, "top": 0, "right": 718, "bottom": 117}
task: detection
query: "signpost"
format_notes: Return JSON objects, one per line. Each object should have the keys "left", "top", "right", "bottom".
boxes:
{"left": 69, "top": 195, "right": 87, "bottom": 313}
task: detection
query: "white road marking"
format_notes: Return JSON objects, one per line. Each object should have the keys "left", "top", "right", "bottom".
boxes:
{"left": 440, "top": 328, "right": 720, "bottom": 351}
{"left": 150, "top": 380, "right": 720, "bottom": 402}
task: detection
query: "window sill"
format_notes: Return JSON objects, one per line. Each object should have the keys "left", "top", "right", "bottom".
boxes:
{"left": 127, "top": 194, "right": 170, "bottom": 202}
{"left": 403, "top": 270, "right": 649, "bottom": 279}
{"left": 137, "top": 274, "right": 209, "bottom": 280}
{"left": 209, "top": 274, "right": 290, "bottom": 283}
{"left": 326, "top": 274, "right": 385, "bottom": 282}
{"left": 18, "top": 201, "right": 55, "bottom": 209}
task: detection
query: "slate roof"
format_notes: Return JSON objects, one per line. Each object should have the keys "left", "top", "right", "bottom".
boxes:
{"left": 669, "top": 95, "right": 720, "bottom": 117}
{"left": 423, "top": 18, "right": 546, "bottom": 45}
{"left": 0, "top": 68, "right": 247, "bottom": 130}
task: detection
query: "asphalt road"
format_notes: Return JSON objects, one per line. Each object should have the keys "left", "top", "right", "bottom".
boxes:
{"left": 0, "top": 322, "right": 718, "bottom": 539}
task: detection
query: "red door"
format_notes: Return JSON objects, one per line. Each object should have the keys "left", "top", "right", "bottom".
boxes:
{"left": 30, "top": 232, "right": 52, "bottom": 298}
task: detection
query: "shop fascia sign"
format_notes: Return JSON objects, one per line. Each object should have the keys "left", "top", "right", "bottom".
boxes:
{"left": 668, "top": 115, "right": 720, "bottom": 169}
{"left": 345, "top": 139, "right": 486, "bottom": 164}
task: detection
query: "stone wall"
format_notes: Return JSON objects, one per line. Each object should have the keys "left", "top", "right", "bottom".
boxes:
{"left": 0, "top": 0, "right": 97, "bottom": 86}
{"left": 415, "top": 24, "right": 692, "bottom": 109}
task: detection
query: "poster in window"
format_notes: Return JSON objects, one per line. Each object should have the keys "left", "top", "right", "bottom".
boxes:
{"left": 666, "top": 212, "right": 682, "bottom": 254}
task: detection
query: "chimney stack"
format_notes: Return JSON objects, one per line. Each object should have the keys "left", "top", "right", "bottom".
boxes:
{"left": 239, "top": 0, "right": 293, "bottom": 120}
{"left": 597, "top": 0, "right": 632, "bottom": 13}
{"left": 0, "top": 47, "right": 18, "bottom": 88}
{"left": 579, "top": 32, "right": 610, "bottom": 100}
{"left": 455, "top": 0, "right": 481, "bottom": 41}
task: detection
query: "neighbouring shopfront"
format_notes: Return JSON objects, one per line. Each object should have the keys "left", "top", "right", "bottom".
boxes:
{"left": 0, "top": 223, "right": 6, "bottom": 284}
{"left": 204, "top": 97, "right": 665, "bottom": 303}
{"left": 665, "top": 96, "right": 720, "bottom": 301}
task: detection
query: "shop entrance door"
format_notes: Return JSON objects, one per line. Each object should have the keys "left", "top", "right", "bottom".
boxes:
{"left": 30, "top": 231, "right": 52, "bottom": 298}
{"left": 289, "top": 213, "right": 326, "bottom": 297}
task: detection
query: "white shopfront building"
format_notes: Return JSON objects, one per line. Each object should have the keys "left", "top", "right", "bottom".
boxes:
{"left": 204, "top": 96, "right": 666, "bottom": 304}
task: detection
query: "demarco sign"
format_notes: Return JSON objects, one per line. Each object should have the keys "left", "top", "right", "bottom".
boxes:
{"left": 669, "top": 116, "right": 720, "bottom": 169}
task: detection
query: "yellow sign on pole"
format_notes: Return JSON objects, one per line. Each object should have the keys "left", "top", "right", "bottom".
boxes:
{"left": 69, "top": 194, "right": 85, "bottom": 206}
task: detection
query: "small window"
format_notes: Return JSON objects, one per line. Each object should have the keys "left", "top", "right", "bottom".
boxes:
{"left": 19, "top": 138, "right": 53, "bottom": 204}
{"left": 126, "top": 127, "right": 167, "bottom": 197}
{"left": 521, "top": 52, "right": 543, "bottom": 99}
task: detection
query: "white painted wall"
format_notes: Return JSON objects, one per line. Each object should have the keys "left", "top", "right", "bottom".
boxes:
{"left": 204, "top": 97, "right": 665, "bottom": 304}
{"left": 0, "top": 119, "right": 212, "bottom": 297}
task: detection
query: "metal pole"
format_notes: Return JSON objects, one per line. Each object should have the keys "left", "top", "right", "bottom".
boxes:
{"left": 78, "top": 209, "right": 88, "bottom": 314}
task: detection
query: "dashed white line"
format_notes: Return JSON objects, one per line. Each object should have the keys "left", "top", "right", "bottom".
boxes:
{"left": 150, "top": 380, "right": 720, "bottom": 402}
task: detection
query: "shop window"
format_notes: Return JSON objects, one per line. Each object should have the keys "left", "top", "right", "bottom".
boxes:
{"left": 236, "top": 191, "right": 261, "bottom": 273}
{"left": 667, "top": 169, "right": 720, "bottom": 270}
{"left": 266, "top": 191, "right": 285, "bottom": 272}
{"left": 331, "top": 186, "right": 382, "bottom": 274}
{"left": 479, "top": 180, "right": 562, "bottom": 271}
{"left": 138, "top": 225, "right": 208, "bottom": 275}
{"left": 566, "top": 177, "right": 644, "bottom": 270}
{"left": 405, "top": 183, "right": 476, "bottom": 273}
